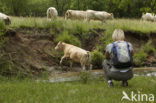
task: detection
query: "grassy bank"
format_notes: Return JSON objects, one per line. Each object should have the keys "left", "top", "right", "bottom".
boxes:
{"left": 10, "top": 17, "right": 156, "bottom": 34}
{"left": 10, "top": 17, "right": 156, "bottom": 67}
{"left": 0, "top": 17, "right": 155, "bottom": 76}
{"left": 0, "top": 76, "right": 155, "bottom": 103}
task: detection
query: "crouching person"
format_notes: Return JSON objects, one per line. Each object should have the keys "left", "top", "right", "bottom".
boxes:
{"left": 103, "top": 29, "right": 133, "bottom": 87}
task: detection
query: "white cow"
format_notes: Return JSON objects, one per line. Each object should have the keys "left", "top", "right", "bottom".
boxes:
{"left": 86, "top": 10, "right": 114, "bottom": 23}
{"left": 65, "top": 10, "right": 87, "bottom": 20}
{"left": 0, "top": 12, "right": 11, "bottom": 25}
{"left": 55, "top": 41, "right": 92, "bottom": 71}
{"left": 141, "top": 13, "right": 155, "bottom": 22}
{"left": 47, "top": 7, "right": 58, "bottom": 21}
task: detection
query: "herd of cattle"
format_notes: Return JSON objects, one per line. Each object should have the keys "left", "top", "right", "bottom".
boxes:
{"left": 1, "top": 7, "right": 156, "bottom": 25}
{"left": 47, "top": 7, "right": 114, "bottom": 23}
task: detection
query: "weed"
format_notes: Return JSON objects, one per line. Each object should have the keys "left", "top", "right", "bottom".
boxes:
{"left": 91, "top": 50, "right": 104, "bottom": 69}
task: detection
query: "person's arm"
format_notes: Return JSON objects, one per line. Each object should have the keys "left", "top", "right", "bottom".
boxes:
{"left": 131, "top": 50, "right": 134, "bottom": 56}
{"left": 105, "top": 52, "right": 110, "bottom": 59}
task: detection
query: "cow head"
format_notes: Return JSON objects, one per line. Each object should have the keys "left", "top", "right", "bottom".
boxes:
{"left": 110, "top": 13, "right": 114, "bottom": 19}
{"left": 65, "top": 10, "right": 71, "bottom": 19}
{"left": 55, "top": 41, "right": 64, "bottom": 50}
{"left": 4, "top": 17, "right": 11, "bottom": 25}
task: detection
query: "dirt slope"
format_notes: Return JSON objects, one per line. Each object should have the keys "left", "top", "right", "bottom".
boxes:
{"left": 0, "top": 29, "right": 155, "bottom": 76}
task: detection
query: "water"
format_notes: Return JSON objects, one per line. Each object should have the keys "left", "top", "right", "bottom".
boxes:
{"left": 46, "top": 67, "right": 156, "bottom": 83}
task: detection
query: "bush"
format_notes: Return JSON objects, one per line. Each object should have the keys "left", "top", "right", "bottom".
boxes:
{"left": 133, "top": 50, "right": 147, "bottom": 66}
{"left": 144, "top": 41, "right": 156, "bottom": 54}
{"left": 68, "top": 21, "right": 89, "bottom": 40}
{"left": 91, "top": 50, "right": 104, "bottom": 69}
{"left": 55, "top": 31, "right": 81, "bottom": 47}
{"left": 0, "top": 20, "right": 8, "bottom": 48}
{"left": 50, "top": 19, "right": 64, "bottom": 32}
{"left": 80, "top": 71, "right": 91, "bottom": 84}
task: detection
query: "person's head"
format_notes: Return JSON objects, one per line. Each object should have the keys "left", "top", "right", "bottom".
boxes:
{"left": 112, "top": 29, "right": 125, "bottom": 41}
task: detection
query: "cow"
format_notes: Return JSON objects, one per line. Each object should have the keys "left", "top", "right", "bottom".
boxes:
{"left": 47, "top": 7, "right": 58, "bottom": 21}
{"left": 0, "top": 12, "right": 11, "bottom": 25}
{"left": 65, "top": 10, "right": 87, "bottom": 20}
{"left": 55, "top": 41, "right": 92, "bottom": 71}
{"left": 86, "top": 10, "right": 114, "bottom": 23}
{"left": 141, "top": 13, "right": 155, "bottom": 22}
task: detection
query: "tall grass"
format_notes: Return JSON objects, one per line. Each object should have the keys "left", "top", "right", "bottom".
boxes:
{"left": 0, "top": 76, "right": 155, "bottom": 103}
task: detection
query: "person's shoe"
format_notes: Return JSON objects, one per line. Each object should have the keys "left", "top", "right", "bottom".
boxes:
{"left": 122, "top": 81, "right": 128, "bottom": 87}
{"left": 124, "top": 81, "right": 128, "bottom": 87}
{"left": 108, "top": 82, "right": 114, "bottom": 87}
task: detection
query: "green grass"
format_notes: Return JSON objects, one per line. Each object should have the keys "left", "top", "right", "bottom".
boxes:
{"left": 10, "top": 17, "right": 156, "bottom": 34}
{"left": 0, "top": 76, "right": 155, "bottom": 103}
{"left": 10, "top": 17, "right": 156, "bottom": 46}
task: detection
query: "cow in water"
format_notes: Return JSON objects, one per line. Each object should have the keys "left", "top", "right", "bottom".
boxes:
{"left": 55, "top": 41, "right": 92, "bottom": 71}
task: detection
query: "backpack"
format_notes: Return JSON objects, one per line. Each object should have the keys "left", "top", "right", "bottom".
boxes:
{"left": 112, "top": 41, "right": 133, "bottom": 68}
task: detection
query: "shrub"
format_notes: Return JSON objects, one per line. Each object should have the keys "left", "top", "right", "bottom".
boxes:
{"left": 0, "top": 20, "right": 6, "bottom": 32}
{"left": 144, "top": 41, "right": 156, "bottom": 54}
{"left": 133, "top": 50, "right": 147, "bottom": 66}
{"left": 69, "top": 21, "right": 89, "bottom": 39}
{"left": 91, "top": 50, "right": 104, "bottom": 69}
{"left": 50, "top": 19, "right": 64, "bottom": 32}
{"left": 80, "top": 71, "right": 91, "bottom": 84}
{"left": 55, "top": 31, "right": 81, "bottom": 47}
{"left": 0, "top": 20, "right": 8, "bottom": 48}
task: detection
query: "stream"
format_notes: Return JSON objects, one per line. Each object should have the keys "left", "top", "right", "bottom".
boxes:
{"left": 46, "top": 67, "right": 156, "bottom": 83}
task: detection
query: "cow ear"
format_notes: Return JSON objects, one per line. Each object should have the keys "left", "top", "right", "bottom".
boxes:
{"left": 68, "top": 11, "right": 71, "bottom": 16}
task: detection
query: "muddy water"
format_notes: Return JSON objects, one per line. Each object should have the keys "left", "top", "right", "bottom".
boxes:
{"left": 47, "top": 67, "right": 156, "bottom": 83}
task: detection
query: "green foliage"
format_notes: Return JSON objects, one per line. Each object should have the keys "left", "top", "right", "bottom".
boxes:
{"left": 55, "top": 31, "right": 81, "bottom": 47}
{"left": 144, "top": 41, "right": 156, "bottom": 54}
{"left": 0, "top": 58, "right": 14, "bottom": 75}
{"left": 50, "top": 19, "right": 64, "bottom": 33}
{"left": 91, "top": 50, "right": 104, "bottom": 69}
{"left": 1, "top": 0, "right": 156, "bottom": 17}
{"left": 80, "top": 71, "right": 91, "bottom": 84}
{"left": 133, "top": 50, "right": 147, "bottom": 66}
{"left": 0, "top": 20, "right": 8, "bottom": 48}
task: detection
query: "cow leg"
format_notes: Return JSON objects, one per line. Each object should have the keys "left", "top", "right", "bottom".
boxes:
{"left": 81, "top": 62, "right": 86, "bottom": 71}
{"left": 70, "top": 61, "right": 73, "bottom": 68}
{"left": 88, "top": 63, "right": 92, "bottom": 70}
{"left": 60, "top": 55, "right": 66, "bottom": 65}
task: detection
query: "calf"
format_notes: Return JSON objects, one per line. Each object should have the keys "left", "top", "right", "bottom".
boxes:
{"left": 55, "top": 41, "right": 92, "bottom": 70}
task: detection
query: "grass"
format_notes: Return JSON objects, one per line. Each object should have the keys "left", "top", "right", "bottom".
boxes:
{"left": 10, "top": 16, "right": 156, "bottom": 46}
{"left": 10, "top": 17, "right": 156, "bottom": 33}
{"left": 0, "top": 76, "right": 155, "bottom": 103}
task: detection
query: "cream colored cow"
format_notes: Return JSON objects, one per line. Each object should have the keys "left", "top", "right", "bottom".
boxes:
{"left": 0, "top": 12, "right": 11, "bottom": 25}
{"left": 86, "top": 10, "right": 114, "bottom": 23}
{"left": 65, "top": 10, "right": 87, "bottom": 20}
{"left": 141, "top": 13, "right": 155, "bottom": 22}
{"left": 47, "top": 7, "right": 58, "bottom": 21}
{"left": 55, "top": 41, "right": 92, "bottom": 70}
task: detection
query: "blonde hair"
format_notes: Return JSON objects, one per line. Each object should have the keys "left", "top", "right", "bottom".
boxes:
{"left": 112, "top": 29, "right": 125, "bottom": 41}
